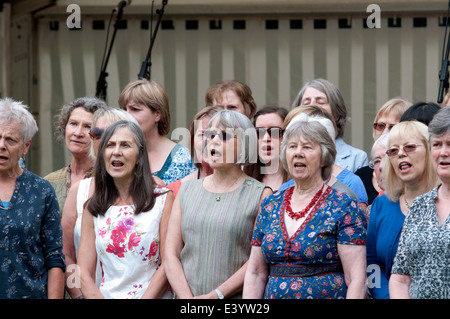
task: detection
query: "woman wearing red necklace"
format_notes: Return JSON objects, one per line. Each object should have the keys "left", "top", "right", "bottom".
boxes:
{"left": 243, "top": 114, "right": 367, "bottom": 299}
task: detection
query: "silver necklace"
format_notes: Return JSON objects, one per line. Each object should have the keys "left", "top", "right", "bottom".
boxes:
{"left": 211, "top": 171, "right": 244, "bottom": 201}
{"left": 404, "top": 195, "right": 410, "bottom": 210}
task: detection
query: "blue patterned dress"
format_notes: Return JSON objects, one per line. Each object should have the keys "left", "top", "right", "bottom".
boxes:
{"left": 252, "top": 185, "right": 367, "bottom": 299}
{"left": 0, "top": 169, "right": 65, "bottom": 299}
{"left": 152, "top": 143, "right": 197, "bottom": 185}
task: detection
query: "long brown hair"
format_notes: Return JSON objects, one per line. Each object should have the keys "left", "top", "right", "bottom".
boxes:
{"left": 87, "top": 121, "right": 156, "bottom": 217}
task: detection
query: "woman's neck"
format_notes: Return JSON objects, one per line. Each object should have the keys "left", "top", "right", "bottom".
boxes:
{"left": 404, "top": 181, "right": 430, "bottom": 203}
{"left": 70, "top": 154, "right": 94, "bottom": 176}
{"left": 293, "top": 177, "right": 324, "bottom": 197}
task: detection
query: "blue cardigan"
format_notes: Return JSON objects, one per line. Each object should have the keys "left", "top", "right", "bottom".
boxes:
{"left": 0, "top": 169, "right": 65, "bottom": 299}
{"left": 366, "top": 194, "right": 405, "bottom": 299}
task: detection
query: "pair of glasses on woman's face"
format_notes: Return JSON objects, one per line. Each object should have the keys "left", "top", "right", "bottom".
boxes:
{"left": 255, "top": 127, "right": 284, "bottom": 139}
{"left": 204, "top": 129, "right": 235, "bottom": 142}
{"left": 373, "top": 122, "right": 396, "bottom": 132}
{"left": 386, "top": 143, "right": 422, "bottom": 157}
{"left": 89, "top": 127, "right": 104, "bottom": 140}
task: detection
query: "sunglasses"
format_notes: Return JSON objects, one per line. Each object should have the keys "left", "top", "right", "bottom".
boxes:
{"left": 386, "top": 143, "right": 422, "bottom": 157}
{"left": 89, "top": 127, "right": 104, "bottom": 140}
{"left": 204, "top": 129, "right": 235, "bottom": 142}
{"left": 255, "top": 127, "right": 284, "bottom": 139}
{"left": 373, "top": 122, "right": 396, "bottom": 132}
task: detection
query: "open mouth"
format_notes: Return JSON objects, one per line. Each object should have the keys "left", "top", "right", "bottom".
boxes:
{"left": 111, "top": 160, "right": 124, "bottom": 168}
{"left": 294, "top": 163, "right": 306, "bottom": 168}
{"left": 399, "top": 162, "right": 412, "bottom": 172}
{"left": 439, "top": 160, "right": 450, "bottom": 168}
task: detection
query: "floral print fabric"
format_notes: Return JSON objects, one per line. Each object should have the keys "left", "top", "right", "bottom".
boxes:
{"left": 252, "top": 186, "right": 367, "bottom": 299}
{"left": 0, "top": 169, "right": 65, "bottom": 299}
{"left": 94, "top": 187, "right": 172, "bottom": 299}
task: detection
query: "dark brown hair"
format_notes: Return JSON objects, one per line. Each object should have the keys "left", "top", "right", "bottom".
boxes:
{"left": 87, "top": 121, "right": 156, "bottom": 217}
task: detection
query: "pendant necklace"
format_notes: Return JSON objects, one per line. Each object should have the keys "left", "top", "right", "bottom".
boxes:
{"left": 211, "top": 171, "right": 244, "bottom": 201}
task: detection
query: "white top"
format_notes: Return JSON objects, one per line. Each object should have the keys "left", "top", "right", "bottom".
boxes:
{"left": 75, "top": 177, "right": 102, "bottom": 287}
{"left": 93, "top": 187, "right": 172, "bottom": 299}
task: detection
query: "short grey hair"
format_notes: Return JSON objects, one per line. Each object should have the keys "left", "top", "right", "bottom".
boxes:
{"left": 371, "top": 132, "right": 389, "bottom": 158}
{"left": 428, "top": 105, "right": 450, "bottom": 138}
{"left": 0, "top": 98, "right": 38, "bottom": 142}
{"left": 203, "top": 109, "right": 257, "bottom": 165}
{"left": 280, "top": 120, "right": 336, "bottom": 181}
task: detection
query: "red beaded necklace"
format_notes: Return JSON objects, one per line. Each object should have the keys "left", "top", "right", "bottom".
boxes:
{"left": 285, "top": 185, "right": 324, "bottom": 220}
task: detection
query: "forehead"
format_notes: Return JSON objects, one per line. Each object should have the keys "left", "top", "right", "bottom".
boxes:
{"left": 255, "top": 113, "right": 283, "bottom": 127}
{"left": 0, "top": 120, "right": 23, "bottom": 137}
{"left": 431, "top": 131, "right": 450, "bottom": 142}
{"left": 377, "top": 111, "right": 400, "bottom": 124}
{"left": 68, "top": 107, "right": 94, "bottom": 121}
{"left": 109, "top": 127, "right": 135, "bottom": 141}
{"left": 216, "top": 90, "right": 242, "bottom": 103}
{"left": 301, "top": 87, "right": 328, "bottom": 100}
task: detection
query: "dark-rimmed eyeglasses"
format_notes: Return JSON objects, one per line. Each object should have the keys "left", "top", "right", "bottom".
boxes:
{"left": 89, "top": 127, "right": 104, "bottom": 140}
{"left": 386, "top": 143, "right": 422, "bottom": 157}
{"left": 255, "top": 127, "right": 284, "bottom": 139}
{"left": 204, "top": 129, "right": 235, "bottom": 142}
{"left": 373, "top": 122, "right": 396, "bottom": 132}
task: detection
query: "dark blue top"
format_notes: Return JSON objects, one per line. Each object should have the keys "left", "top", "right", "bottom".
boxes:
{"left": 366, "top": 194, "right": 405, "bottom": 299}
{"left": 0, "top": 169, "right": 65, "bottom": 299}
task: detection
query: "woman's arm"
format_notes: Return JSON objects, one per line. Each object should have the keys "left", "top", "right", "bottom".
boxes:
{"left": 77, "top": 207, "right": 103, "bottom": 299}
{"left": 141, "top": 191, "right": 174, "bottom": 299}
{"left": 164, "top": 192, "right": 194, "bottom": 298}
{"left": 243, "top": 246, "right": 269, "bottom": 299}
{"left": 47, "top": 267, "right": 65, "bottom": 299}
{"left": 389, "top": 274, "right": 411, "bottom": 299}
{"left": 338, "top": 244, "right": 367, "bottom": 299}
{"left": 61, "top": 181, "right": 82, "bottom": 298}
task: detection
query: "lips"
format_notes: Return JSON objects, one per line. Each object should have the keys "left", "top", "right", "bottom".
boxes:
{"left": 111, "top": 160, "right": 124, "bottom": 167}
{"left": 399, "top": 161, "right": 412, "bottom": 172}
{"left": 438, "top": 160, "right": 450, "bottom": 168}
{"left": 209, "top": 148, "right": 222, "bottom": 161}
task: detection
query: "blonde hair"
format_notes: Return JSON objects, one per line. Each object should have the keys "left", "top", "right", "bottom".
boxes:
{"left": 373, "top": 97, "right": 411, "bottom": 140}
{"left": 118, "top": 79, "right": 171, "bottom": 136}
{"left": 383, "top": 121, "right": 438, "bottom": 202}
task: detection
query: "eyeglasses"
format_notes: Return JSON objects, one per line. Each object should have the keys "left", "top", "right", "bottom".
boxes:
{"left": 255, "top": 127, "right": 284, "bottom": 139}
{"left": 89, "top": 127, "right": 104, "bottom": 140}
{"left": 369, "top": 157, "right": 382, "bottom": 169}
{"left": 204, "top": 129, "right": 235, "bottom": 141}
{"left": 373, "top": 122, "right": 396, "bottom": 132}
{"left": 386, "top": 143, "right": 423, "bottom": 157}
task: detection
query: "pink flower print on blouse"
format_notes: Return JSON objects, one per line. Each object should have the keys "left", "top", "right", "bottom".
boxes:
{"left": 118, "top": 217, "right": 135, "bottom": 233}
{"left": 128, "top": 232, "right": 141, "bottom": 251}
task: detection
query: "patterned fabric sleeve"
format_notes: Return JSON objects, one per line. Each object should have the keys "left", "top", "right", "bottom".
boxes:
{"left": 336, "top": 197, "right": 367, "bottom": 245}
{"left": 251, "top": 195, "right": 276, "bottom": 246}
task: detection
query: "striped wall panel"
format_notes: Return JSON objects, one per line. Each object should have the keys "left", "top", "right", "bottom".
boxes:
{"left": 36, "top": 16, "right": 444, "bottom": 176}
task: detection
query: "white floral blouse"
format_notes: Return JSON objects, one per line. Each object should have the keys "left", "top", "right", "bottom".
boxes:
{"left": 94, "top": 186, "right": 172, "bottom": 299}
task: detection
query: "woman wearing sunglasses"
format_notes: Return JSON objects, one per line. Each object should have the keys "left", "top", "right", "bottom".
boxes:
{"left": 165, "top": 110, "right": 272, "bottom": 298}
{"left": 367, "top": 121, "right": 438, "bottom": 299}
{"left": 244, "top": 105, "right": 289, "bottom": 192}
{"left": 390, "top": 107, "right": 450, "bottom": 298}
